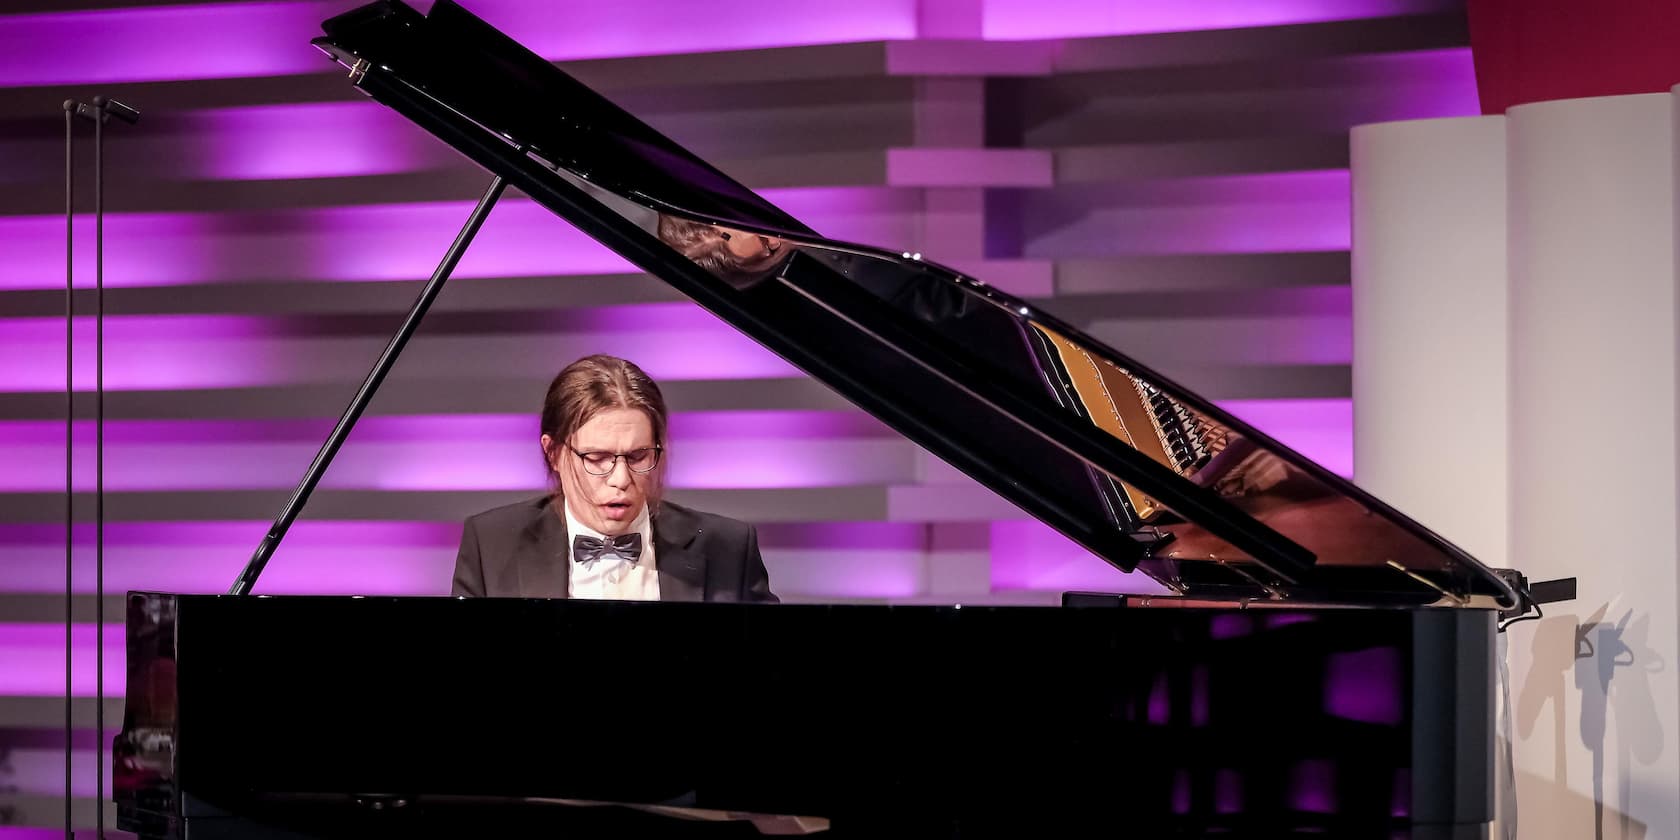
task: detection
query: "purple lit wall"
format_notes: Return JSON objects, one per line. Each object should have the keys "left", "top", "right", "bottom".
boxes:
{"left": 0, "top": 0, "right": 1481, "bottom": 828}
{"left": 1, "top": 192, "right": 920, "bottom": 290}
{"left": 980, "top": 0, "right": 1461, "bottom": 39}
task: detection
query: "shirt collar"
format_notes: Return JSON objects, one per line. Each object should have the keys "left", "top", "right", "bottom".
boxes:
{"left": 561, "top": 496, "right": 651, "bottom": 547}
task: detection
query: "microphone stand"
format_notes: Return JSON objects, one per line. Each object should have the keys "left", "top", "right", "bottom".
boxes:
{"left": 64, "top": 94, "right": 138, "bottom": 840}
{"left": 61, "top": 97, "right": 80, "bottom": 840}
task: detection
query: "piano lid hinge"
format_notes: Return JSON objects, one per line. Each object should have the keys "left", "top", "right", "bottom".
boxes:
{"left": 1212, "top": 555, "right": 1285, "bottom": 601}
{"left": 348, "top": 58, "right": 372, "bottom": 84}
{"left": 1133, "top": 527, "right": 1175, "bottom": 559}
{"left": 1384, "top": 559, "right": 1470, "bottom": 606}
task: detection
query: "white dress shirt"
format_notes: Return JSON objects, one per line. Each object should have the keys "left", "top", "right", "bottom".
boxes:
{"left": 564, "top": 500, "right": 660, "bottom": 601}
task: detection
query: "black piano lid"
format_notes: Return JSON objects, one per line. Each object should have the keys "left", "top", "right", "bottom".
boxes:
{"left": 312, "top": 0, "right": 1516, "bottom": 610}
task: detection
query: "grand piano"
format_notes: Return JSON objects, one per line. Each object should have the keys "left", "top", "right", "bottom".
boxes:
{"left": 114, "top": 1, "right": 1525, "bottom": 837}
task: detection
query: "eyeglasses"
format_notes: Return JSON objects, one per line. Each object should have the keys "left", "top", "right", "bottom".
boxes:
{"left": 717, "top": 229, "right": 782, "bottom": 257}
{"left": 570, "top": 446, "right": 663, "bottom": 476}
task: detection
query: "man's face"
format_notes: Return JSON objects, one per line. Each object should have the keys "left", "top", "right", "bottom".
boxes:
{"left": 544, "top": 407, "right": 659, "bottom": 536}
{"left": 716, "top": 227, "right": 782, "bottom": 259}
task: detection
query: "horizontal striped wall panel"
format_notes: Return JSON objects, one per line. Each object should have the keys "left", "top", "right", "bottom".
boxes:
{"left": 1, "top": 193, "right": 927, "bottom": 290}
{"left": 0, "top": 518, "right": 1031, "bottom": 598}
{"left": 0, "top": 377, "right": 858, "bottom": 420}
{"left": 0, "top": 412, "right": 918, "bottom": 492}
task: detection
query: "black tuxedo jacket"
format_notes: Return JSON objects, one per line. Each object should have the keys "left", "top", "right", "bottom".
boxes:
{"left": 451, "top": 495, "right": 778, "bottom": 602}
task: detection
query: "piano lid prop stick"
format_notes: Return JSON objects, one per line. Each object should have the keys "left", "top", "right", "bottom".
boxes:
{"left": 229, "top": 175, "right": 509, "bottom": 596}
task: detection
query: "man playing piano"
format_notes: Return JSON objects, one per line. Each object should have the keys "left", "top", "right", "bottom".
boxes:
{"left": 450, "top": 354, "right": 778, "bottom": 602}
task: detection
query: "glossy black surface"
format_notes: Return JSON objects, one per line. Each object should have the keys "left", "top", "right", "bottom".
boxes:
{"left": 116, "top": 593, "right": 1493, "bottom": 839}
{"left": 309, "top": 0, "right": 1515, "bottom": 608}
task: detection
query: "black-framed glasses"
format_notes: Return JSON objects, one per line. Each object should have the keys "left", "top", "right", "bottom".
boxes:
{"left": 571, "top": 446, "right": 663, "bottom": 476}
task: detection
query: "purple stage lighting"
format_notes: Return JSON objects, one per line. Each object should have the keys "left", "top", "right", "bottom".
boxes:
{"left": 0, "top": 190, "right": 915, "bottom": 291}
{"left": 0, "top": 624, "right": 125, "bottom": 697}
{"left": 0, "top": 310, "right": 800, "bottom": 392}
{"left": 184, "top": 102, "right": 442, "bottom": 181}
{"left": 1324, "top": 645, "right": 1404, "bottom": 725}
{"left": 982, "top": 0, "right": 1455, "bottom": 40}
{"left": 0, "top": 2, "right": 337, "bottom": 87}
{"left": 0, "top": 410, "right": 906, "bottom": 491}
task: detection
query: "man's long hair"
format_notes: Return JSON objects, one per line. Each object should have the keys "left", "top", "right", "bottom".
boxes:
{"left": 539, "top": 354, "right": 669, "bottom": 511}
{"left": 658, "top": 215, "right": 788, "bottom": 285}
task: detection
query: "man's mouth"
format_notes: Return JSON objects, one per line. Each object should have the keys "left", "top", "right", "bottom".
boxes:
{"left": 601, "top": 500, "right": 633, "bottom": 518}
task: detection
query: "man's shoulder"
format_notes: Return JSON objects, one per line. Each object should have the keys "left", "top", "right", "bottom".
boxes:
{"left": 464, "top": 495, "right": 551, "bottom": 531}
{"left": 659, "top": 500, "right": 753, "bottom": 539}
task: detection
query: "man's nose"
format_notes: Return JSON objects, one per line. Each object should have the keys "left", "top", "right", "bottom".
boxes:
{"left": 605, "top": 458, "right": 632, "bottom": 488}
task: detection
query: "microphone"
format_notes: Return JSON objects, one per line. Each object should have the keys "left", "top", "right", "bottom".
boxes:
{"left": 91, "top": 95, "right": 140, "bottom": 124}
{"left": 67, "top": 99, "right": 100, "bottom": 123}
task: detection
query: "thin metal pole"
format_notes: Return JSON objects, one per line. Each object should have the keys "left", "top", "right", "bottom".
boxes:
{"left": 93, "top": 99, "right": 106, "bottom": 840}
{"left": 229, "top": 175, "right": 508, "bottom": 595}
{"left": 61, "top": 98, "right": 76, "bottom": 840}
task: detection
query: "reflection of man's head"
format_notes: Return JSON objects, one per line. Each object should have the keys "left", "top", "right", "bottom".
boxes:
{"left": 658, "top": 215, "right": 790, "bottom": 285}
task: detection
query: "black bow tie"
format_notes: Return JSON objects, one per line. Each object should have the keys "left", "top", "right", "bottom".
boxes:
{"left": 572, "top": 533, "right": 644, "bottom": 565}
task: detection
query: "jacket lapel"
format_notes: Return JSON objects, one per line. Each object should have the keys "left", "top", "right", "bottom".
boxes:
{"left": 514, "top": 495, "right": 570, "bottom": 598}
{"left": 654, "top": 503, "right": 706, "bottom": 602}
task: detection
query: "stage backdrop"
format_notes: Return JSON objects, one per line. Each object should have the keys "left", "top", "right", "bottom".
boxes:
{"left": 0, "top": 0, "right": 1483, "bottom": 829}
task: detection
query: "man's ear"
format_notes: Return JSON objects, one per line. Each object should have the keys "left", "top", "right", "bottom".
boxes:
{"left": 540, "top": 434, "right": 557, "bottom": 466}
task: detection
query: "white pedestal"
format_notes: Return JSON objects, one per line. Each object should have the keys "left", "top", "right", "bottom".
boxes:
{"left": 1351, "top": 92, "right": 1680, "bottom": 839}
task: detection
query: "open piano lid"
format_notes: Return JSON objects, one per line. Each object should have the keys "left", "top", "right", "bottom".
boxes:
{"left": 313, "top": 0, "right": 1516, "bottom": 610}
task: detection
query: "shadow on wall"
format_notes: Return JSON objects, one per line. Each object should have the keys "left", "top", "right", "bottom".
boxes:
{"left": 1516, "top": 604, "right": 1664, "bottom": 840}
{"left": 1512, "top": 768, "right": 1648, "bottom": 840}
